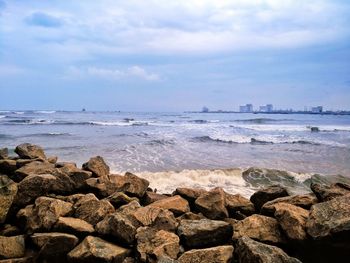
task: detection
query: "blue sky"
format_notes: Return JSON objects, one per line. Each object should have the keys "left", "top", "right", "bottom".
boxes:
{"left": 0, "top": 0, "right": 350, "bottom": 111}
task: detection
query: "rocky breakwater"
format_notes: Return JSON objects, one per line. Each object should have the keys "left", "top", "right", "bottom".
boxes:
{"left": 0, "top": 143, "right": 350, "bottom": 263}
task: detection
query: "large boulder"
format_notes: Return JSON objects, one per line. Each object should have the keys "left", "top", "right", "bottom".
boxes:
{"left": 236, "top": 236, "right": 301, "bottom": 263}
{"left": 15, "top": 143, "right": 46, "bottom": 160}
{"left": 57, "top": 164, "right": 92, "bottom": 190}
{"left": 0, "top": 235, "right": 25, "bottom": 259}
{"left": 0, "top": 148, "right": 8, "bottom": 159}
{"left": 177, "top": 219, "right": 233, "bottom": 248}
{"left": 274, "top": 203, "right": 309, "bottom": 242}
{"left": 82, "top": 156, "right": 109, "bottom": 177}
{"left": 178, "top": 245, "right": 234, "bottom": 263}
{"left": 194, "top": 188, "right": 228, "bottom": 220}
{"left": 14, "top": 161, "right": 56, "bottom": 181}
{"left": 136, "top": 227, "right": 180, "bottom": 262}
{"left": 174, "top": 187, "right": 207, "bottom": 208}
{"left": 310, "top": 182, "right": 350, "bottom": 202}
{"left": 250, "top": 185, "right": 289, "bottom": 211}
{"left": 0, "top": 159, "right": 17, "bottom": 175}
{"left": 105, "top": 192, "right": 139, "bottom": 208}
{"left": 142, "top": 191, "right": 168, "bottom": 205}
{"left": 67, "top": 236, "right": 130, "bottom": 263}
{"left": 225, "top": 193, "right": 255, "bottom": 218}
{"left": 53, "top": 217, "right": 94, "bottom": 236}
{"left": 148, "top": 195, "right": 190, "bottom": 216}
{"left": 0, "top": 175, "right": 17, "bottom": 223}
{"left": 232, "top": 214, "right": 286, "bottom": 245}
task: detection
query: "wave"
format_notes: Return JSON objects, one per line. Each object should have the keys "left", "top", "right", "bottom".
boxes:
{"left": 188, "top": 119, "right": 220, "bottom": 124}
{"left": 146, "top": 139, "right": 175, "bottom": 146}
{"left": 18, "top": 132, "right": 72, "bottom": 138}
{"left": 34, "top": 110, "right": 56, "bottom": 114}
{"left": 0, "top": 116, "right": 5, "bottom": 119}
{"left": 234, "top": 118, "right": 294, "bottom": 124}
{"left": 1, "top": 119, "right": 150, "bottom": 126}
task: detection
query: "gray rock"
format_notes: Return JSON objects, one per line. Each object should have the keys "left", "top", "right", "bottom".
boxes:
{"left": 15, "top": 143, "right": 46, "bottom": 160}
{"left": 310, "top": 182, "right": 350, "bottom": 202}
{"left": 0, "top": 148, "right": 8, "bottom": 159}
{"left": 250, "top": 185, "right": 289, "bottom": 211}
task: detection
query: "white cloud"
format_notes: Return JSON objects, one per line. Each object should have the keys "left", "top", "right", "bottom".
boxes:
{"left": 0, "top": 64, "right": 26, "bottom": 76}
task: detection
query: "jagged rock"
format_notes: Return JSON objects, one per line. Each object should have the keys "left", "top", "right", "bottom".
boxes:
{"left": 177, "top": 212, "right": 206, "bottom": 221}
{"left": 55, "top": 162, "right": 77, "bottom": 169}
{"left": 17, "top": 197, "right": 73, "bottom": 233}
{"left": 96, "top": 212, "right": 137, "bottom": 245}
{"left": 0, "top": 256, "right": 35, "bottom": 263}
{"left": 0, "top": 224, "right": 21, "bottom": 236}
{"left": 0, "top": 175, "right": 17, "bottom": 223}
{"left": 232, "top": 214, "right": 286, "bottom": 245}
{"left": 142, "top": 191, "right": 168, "bottom": 205}
{"left": 250, "top": 185, "right": 289, "bottom": 211}
{"left": 74, "top": 193, "right": 115, "bottom": 225}
{"left": 274, "top": 203, "right": 309, "bottom": 241}
{"left": 261, "top": 194, "right": 317, "bottom": 216}
{"left": 47, "top": 156, "right": 58, "bottom": 164}
{"left": 174, "top": 188, "right": 207, "bottom": 206}
{"left": 178, "top": 245, "right": 234, "bottom": 263}
{"left": 225, "top": 193, "right": 255, "bottom": 218}
{"left": 15, "top": 143, "right": 46, "bottom": 160}
{"left": 177, "top": 219, "right": 233, "bottom": 248}
{"left": 55, "top": 194, "right": 86, "bottom": 204}
{"left": 67, "top": 236, "right": 130, "bottom": 263}
{"left": 194, "top": 188, "right": 228, "bottom": 220}
{"left": 236, "top": 236, "right": 301, "bottom": 263}
{"left": 0, "top": 148, "right": 8, "bottom": 159}
{"left": 105, "top": 192, "right": 139, "bottom": 208}
{"left": 0, "top": 160, "right": 17, "bottom": 175}
{"left": 310, "top": 182, "right": 350, "bottom": 202}
{"left": 16, "top": 158, "right": 43, "bottom": 168}
{"left": 31, "top": 232, "right": 79, "bottom": 262}
{"left": 13, "top": 161, "right": 55, "bottom": 182}
{"left": 118, "top": 200, "right": 142, "bottom": 215}
{"left": 53, "top": 217, "right": 94, "bottom": 236}
{"left": 57, "top": 165, "right": 92, "bottom": 190}
{"left": 0, "top": 235, "right": 25, "bottom": 259}
{"left": 82, "top": 156, "right": 109, "bottom": 177}
{"left": 306, "top": 194, "right": 350, "bottom": 240}
{"left": 136, "top": 227, "right": 180, "bottom": 262}
{"left": 148, "top": 195, "right": 190, "bottom": 216}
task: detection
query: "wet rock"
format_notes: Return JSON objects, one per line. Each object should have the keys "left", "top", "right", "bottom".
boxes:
{"left": 0, "top": 175, "right": 17, "bottom": 223}
{"left": 225, "top": 193, "right": 255, "bottom": 218}
{"left": 0, "top": 148, "right": 8, "bottom": 159}
{"left": 0, "top": 224, "right": 21, "bottom": 236}
{"left": 0, "top": 160, "right": 17, "bottom": 175}
{"left": 17, "top": 197, "right": 73, "bottom": 233}
{"left": 250, "top": 185, "right": 289, "bottom": 211}
{"left": 261, "top": 194, "right": 317, "bottom": 216}
{"left": 148, "top": 195, "right": 190, "bottom": 216}
{"left": 67, "top": 236, "right": 130, "bottom": 263}
{"left": 236, "top": 236, "right": 301, "bottom": 263}
{"left": 136, "top": 227, "right": 180, "bottom": 262}
{"left": 232, "top": 214, "right": 286, "bottom": 245}
{"left": 74, "top": 193, "right": 115, "bottom": 225}
{"left": 310, "top": 182, "right": 350, "bottom": 202}
{"left": 274, "top": 203, "right": 309, "bottom": 241}
{"left": 306, "top": 194, "right": 350, "bottom": 240}
{"left": 142, "top": 191, "right": 168, "bottom": 205}
{"left": 82, "top": 156, "right": 109, "bottom": 177}
{"left": 194, "top": 188, "right": 228, "bottom": 220}
{"left": 53, "top": 217, "right": 94, "bottom": 236}
{"left": 177, "top": 219, "right": 233, "bottom": 248}
{"left": 13, "top": 161, "right": 55, "bottom": 182}
{"left": 105, "top": 192, "right": 139, "bottom": 208}
{"left": 0, "top": 235, "right": 25, "bottom": 259}
{"left": 178, "top": 245, "right": 234, "bottom": 263}
{"left": 96, "top": 212, "right": 137, "bottom": 245}
{"left": 15, "top": 143, "right": 46, "bottom": 160}
{"left": 174, "top": 187, "right": 207, "bottom": 207}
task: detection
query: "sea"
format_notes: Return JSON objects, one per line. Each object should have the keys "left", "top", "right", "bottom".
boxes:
{"left": 1, "top": 110, "right": 350, "bottom": 197}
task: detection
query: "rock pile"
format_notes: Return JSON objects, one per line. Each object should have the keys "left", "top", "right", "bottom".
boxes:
{"left": 0, "top": 144, "right": 350, "bottom": 263}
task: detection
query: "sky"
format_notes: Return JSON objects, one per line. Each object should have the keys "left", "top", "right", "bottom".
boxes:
{"left": 0, "top": 0, "right": 350, "bottom": 111}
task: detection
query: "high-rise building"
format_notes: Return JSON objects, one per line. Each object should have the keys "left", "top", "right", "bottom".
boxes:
{"left": 311, "top": 106, "right": 323, "bottom": 113}
{"left": 259, "top": 104, "right": 273, "bottom": 112}
{"left": 239, "top": 104, "right": 253, "bottom": 112}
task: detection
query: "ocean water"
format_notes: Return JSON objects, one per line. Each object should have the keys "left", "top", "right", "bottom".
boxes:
{"left": 1, "top": 110, "right": 350, "bottom": 196}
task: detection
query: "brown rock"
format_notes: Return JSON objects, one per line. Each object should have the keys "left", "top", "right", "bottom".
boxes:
{"left": 225, "top": 193, "right": 255, "bottom": 218}
{"left": 148, "top": 195, "right": 190, "bottom": 216}
{"left": 14, "top": 161, "right": 56, "bottom": 181}
{"left": 0, "top": 175, "right": 17, "bottom": 223}
{"left": 67, "top": 236, "right": 130, "bottom": 263}
{"left": 250, "top": 185, "right": 289, "bottom": 211}
{"left": 174, "top": 187, "right": 207, "bottom": 206}
{"left": 105, "top": 192, "right": 139, "bottom": 208}
{"left": 82, "top": 156, "right": 109, "bottom": 177}
{"left": 0, "top": 160, "right": 17, "bottom": 175}
{"left": 0, "top": 224, "right": 21, "bottom": 236}
{"left": 177, "top": 212, "right": 206, "bottom": 221}
{"left": 57, "top": 165, "right": 92, "bottom": 190}
{"left": 0, "top": 235, "right": 25, "bottom": 259}
{"left": 178, "top": 245, "right": 234, "bottom": 263}
{"left": 47, "top": 156, "right": 58, "bottom": 164}
{"left": 142, "top": 191, "right": 168, "bottom": 205}
{"left": 0, "top": 256, "right": 34, "bottom": 263}
{"left": 194, "top": 188, "right": 228, "bottom": 219}
{"left": 15, "top": 143, "right": 46, "bottom": 160}
{"left": 311, "top": 182, "right": 350, "bottom": 202}
{"left": 136, "top": 227, "right": 180, "bottom": 262}
{"left": 0, "top": 148, "right": 8, "bottom": 159}
{"left": 177, "top": 219, "right": 233, "bottom": 248}
{"left": 53, "top": 217, "right": 94, "bottom": 236}
{"left": 118, "top": 200, "right": 142, "bottom": 215}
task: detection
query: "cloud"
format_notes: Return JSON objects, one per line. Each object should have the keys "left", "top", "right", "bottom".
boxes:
{"left": 0, "top": 64, "right": 25, "bottom": 77}
{"left": 25, "top": 12, "right": 63, "bottom": 28}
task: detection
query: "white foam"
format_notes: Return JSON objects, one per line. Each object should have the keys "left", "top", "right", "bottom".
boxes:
{"left": 35, "top": 110, "right": 56, "bottom": 114}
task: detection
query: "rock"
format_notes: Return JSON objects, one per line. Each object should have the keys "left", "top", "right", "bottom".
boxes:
{"left": 274, "top": 203, "right": 309, "bottom": 241}
{"left": 310, "top": 182, "right": 350, "bottom": 202}
{"left": 0, "top": 256, "right": 35, "bottom": 263}
{"left": 0, "top": 235, "right": 25, "bottom": 259}
{"left": 0, "top": 148, "right": 8, "bottom": 159}
{"left": 236, "top": 236, "right": 301, "bottom": 263}
{"left": 0, "top": 224, "right": 21, "bottom": 236}
{"left": 178, "top": 245, "right": 234, "bottom": 263}
{"left": 74, "top": 193, "right": 115, "bottom": 225}
{"left": 47, "top": 156, "right": 58, "bottom": 164}
{"left": 142, "top": 191, "right": 168, "bottom": 205}
{"left": 177, "top": 219, "right": 233, "bottom": 248}
{"left": 261, "top": 194, "right": 318, "bottom": 216}
{"left": 17, "top": 196, "right": 73, "bottom": 233}
{"left": 0, "top": 160, "right": 17, "bottom": 175}
{"left": 0, "top": 175, "right": 17, "bottom": 223}
{"left": 136, "top": 227, "right": 180, "bottom": 262}
{"left": 82, "top": 156, "right": 109, "bottom": 177}
{"left": 195, "top": 188, "right": 228, "bottom": 220}
{"left": 57, "top": 165, "right": 92, "bottom": 190}
{"left": 105, "top": 192, "right": 139, "bottom": 208}
{"left": 96, "top": 212, "right": 137, "bottom": 245}
{"left": 148, "top": 195, "right": 190, "bottom": 216}
{"left": 55, "top": 193, "right": 86, "bottom": 204}
{"left": 15, "top": 143, "right": 46, "bottom": 160}
{"left": 177, "top": 212, "right": 205, "bottom": 221}
{"left": 31, "top": 232, "right": 79, "bottom": 262}
{"left": 13, "top": 161, "right": 56, "bottom": 181}
{"left": 67, "top": 236, "right": 130, "bottom": 263}
{"left": 53, "top": 217, "right": 94, "bottom": 236}
{"left": 118, "top": 200, "right": 142, "bottom": 215}
{"left": 306, "top": 194, "right": 350, "bottom": 240}
{"left": 225, "top": 193, "right": 255, "bottom": 218}
{"left": 232, "top": 214, "right": 286, "bottom": 245}
{"left": 250, "top": 185, "right": 289, "bottom": 211}
{"left": 174, "top": 188, "right": 207, "bottom": 206}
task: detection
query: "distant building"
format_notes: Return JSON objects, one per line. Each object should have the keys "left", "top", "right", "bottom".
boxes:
{"left": 240, "top": 104, "right": 253, "bottom": 113}
{"left": 311, "top": 106, "right": 323, "bottom": 113}
{"left": 259, "top": 104, "right": 273, "bottom": 112}
{"left": 202, "top": 106, "right": 209, "bottom": 113}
